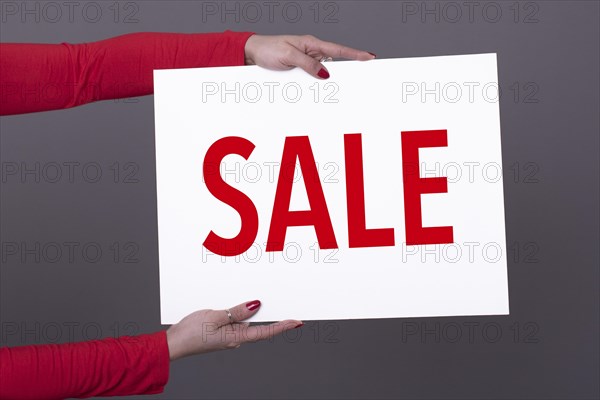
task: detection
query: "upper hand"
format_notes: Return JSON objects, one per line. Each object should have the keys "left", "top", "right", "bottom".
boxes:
{"left": 244, "top": 34, "right": 376, "bottom": 79}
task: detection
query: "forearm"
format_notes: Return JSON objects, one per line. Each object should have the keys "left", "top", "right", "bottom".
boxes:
{"left": 0, "top": 331, "right": 170, "bottom": 399}
{"left": 0, "top": 30, "right": 255, "bottom": 115}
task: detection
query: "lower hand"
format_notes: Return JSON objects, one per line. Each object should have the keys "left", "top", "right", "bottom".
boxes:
{"left": 166, "top": 300, "right": 302, "bottom": 361}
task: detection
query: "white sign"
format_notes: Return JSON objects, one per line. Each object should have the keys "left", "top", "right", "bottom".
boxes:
{"left": 154, "top": 54, "right": 509, "bottom": 323}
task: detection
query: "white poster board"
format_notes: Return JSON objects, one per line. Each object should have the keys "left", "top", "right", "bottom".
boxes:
{"left": 154, "top": 54, "right": 509, "bottom": 323}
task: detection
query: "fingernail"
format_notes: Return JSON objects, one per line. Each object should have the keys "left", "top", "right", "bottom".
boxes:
{"left": 368, "top": 52, "right": 377, "bottom": 58}
{"left": 317, "top": 68, "right": 330, "bottom": 79}
{"left": 295, "top": 323, "right": 304, "bottom": 329}
{"left": 246, "top": 300, "right": 261, "bottom": 311}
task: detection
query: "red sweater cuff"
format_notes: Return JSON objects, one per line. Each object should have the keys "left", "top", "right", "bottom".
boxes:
{"left": 143, "top": 330, "right": 171, "bottom": 394}
{"left": 221, "top": 30, "right": 256, "bottom": 66}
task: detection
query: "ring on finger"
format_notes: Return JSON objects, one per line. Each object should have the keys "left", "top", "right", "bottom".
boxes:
{"left": 225, "top": 309, "right": 233, "bottom": 323}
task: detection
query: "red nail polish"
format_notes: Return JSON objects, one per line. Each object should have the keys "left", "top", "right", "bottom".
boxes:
{"left": 246, "top": 300, "right": 261, "bottom": 311}
{"left": 317, "top": 68, "right": 330, "bottom": 79}
{"left": 368, "top": 52, "right": 377, "bottom": 58}
{"left": 295, "top": 323, "right": 304, "bottom": 329}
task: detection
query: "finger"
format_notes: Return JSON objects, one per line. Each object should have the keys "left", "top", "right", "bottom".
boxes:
{"left": 284, "top": 47, "right": 330, "bottom": 79}
{"left": 241, "top": 319, "right": 303, "bottom": 343}
{"left": 215, "top": 300, "right": 262, "bottom": 327}
{"left": 216, "top": 322, "right": 250, "bottom": 350}
{"left": 313, "top": 38, "right": 375, "bottom": 61}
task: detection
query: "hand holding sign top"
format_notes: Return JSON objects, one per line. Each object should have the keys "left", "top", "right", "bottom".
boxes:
{"left": 244, "top": 34, "right": 376, "bottom": 79}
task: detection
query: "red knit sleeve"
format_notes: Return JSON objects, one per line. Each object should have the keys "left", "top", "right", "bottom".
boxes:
{"left": 0, "top": 30, "right": 255, "bottom": 116}
{"left": 0, "top": 331, "right": 170, "bottom": 399}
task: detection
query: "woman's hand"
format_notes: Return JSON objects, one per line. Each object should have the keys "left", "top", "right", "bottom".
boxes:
{"left": 166, "top": 300, "right": 302, "bottom": 361}
{"left": 244, "top": 34, "right": 376, "bottom": 79}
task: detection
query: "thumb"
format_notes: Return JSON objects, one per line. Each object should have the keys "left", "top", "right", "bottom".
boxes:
{"left": 284, "top": 48, "right": 330, "bottom": 79}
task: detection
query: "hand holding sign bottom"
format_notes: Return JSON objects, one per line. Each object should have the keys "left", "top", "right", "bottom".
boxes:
{"left": 166, "top": 300, "right": 303, "bottom": 361}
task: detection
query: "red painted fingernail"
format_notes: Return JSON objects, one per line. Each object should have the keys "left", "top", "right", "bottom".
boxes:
{"left": 368, "top": 52, "right": 377, "bottom": 58}
{"left": 317, "top": 68, "right": 330, "bottom": 79}
{"left": 246, "top": 300, "right": 261, "bottom": 311}
{"left": 295, "top": 323, "right": 304, "bottom": 329}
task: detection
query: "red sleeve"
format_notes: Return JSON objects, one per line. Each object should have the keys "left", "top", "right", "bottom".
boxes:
{"left": 0, "top": 331, "right": 170, "bottom": 399}
{"left": 0, "top": 30, "right": 255, "bottom": 116}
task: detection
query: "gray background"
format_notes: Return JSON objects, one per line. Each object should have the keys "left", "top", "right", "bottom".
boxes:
{"left": 1, "top": 0, "right": 598, "bottom": 399}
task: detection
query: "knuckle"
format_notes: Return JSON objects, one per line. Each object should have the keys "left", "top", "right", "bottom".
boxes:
{"left": 206, "top": 310, "right": 223, "bottom": 322}
{"left": 226, "top": 341, "right": 240, "bottom": 349}
{"left": 311, "top": 59, "right": 322, "bottom": 69}
{"left": 282, "top": 47, "right": 296, "bottom": 61}
{"left": 232, "top": 309, "right": 244, "bottom": 321}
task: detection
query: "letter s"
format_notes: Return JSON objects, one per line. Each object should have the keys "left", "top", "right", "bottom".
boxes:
{"left": 203, "top": 136, "right": 258, "bottom": 257}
